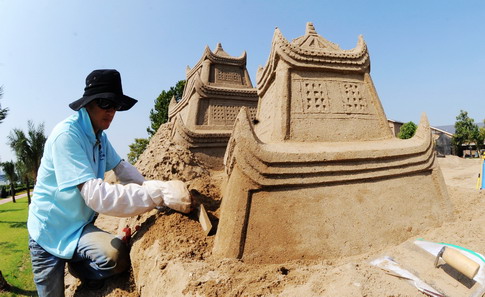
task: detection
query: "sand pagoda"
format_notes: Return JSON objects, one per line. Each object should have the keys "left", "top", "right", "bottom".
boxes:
{"left": 169, "top": 43, "right": 258, "bottom": 168}
{"left": 213, "top": 23, "right": 452, "bottom": 263}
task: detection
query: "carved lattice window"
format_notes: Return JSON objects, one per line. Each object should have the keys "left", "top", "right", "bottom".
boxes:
{"left": 303, "top": 82, "right": 329, "bottom": 113}
{"left": 343, "top": 83, "right": 367, "bottom": 112}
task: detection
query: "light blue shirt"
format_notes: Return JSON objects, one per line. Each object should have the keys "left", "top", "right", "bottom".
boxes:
{"left": 28, "top": 107, "right": 121, "bottom": 259}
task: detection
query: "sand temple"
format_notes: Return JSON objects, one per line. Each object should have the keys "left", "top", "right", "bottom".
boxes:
{"left": 168, "top": 43, "right": 258, "bottom": 168}
{"left": 213, "top": 23, "right": 452, "bottom": 263}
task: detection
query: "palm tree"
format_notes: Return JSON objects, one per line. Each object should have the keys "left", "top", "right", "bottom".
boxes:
{"left": 16, "top": 161, "right": 31, "bottom": 204}
{"left": 1, "top": 161, "right": 17, "bottom": 202}
{"left": 0, "top": 86, "right": 8, "bottom": 124}
{"left": 7, "top": 121, "right": 46, "bottom": 203}
{"left": 8, "top": 121, "right": 46, "bottom": 179}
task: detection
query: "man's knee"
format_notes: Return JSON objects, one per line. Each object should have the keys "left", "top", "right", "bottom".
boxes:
{"left": 108, "top": 237, "right": 130, "bottom": 274}
{"left": 74, "top": 226, "right": 131, "bottom": 278}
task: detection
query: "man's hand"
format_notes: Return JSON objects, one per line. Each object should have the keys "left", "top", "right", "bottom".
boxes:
{"left": 143, "top": 180, "right": 192, "bottom": 214}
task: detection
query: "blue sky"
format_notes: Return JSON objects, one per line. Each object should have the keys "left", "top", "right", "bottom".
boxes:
{"left": 1, "top": 0, "right": 484, "bottom": 163}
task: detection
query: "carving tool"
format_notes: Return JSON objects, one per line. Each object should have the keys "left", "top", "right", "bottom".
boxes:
{"left": 196, "top": 203, "right": 212, "bottom": 236}
{"left": 415, "top": 239, "right": 485, "bottom": 297}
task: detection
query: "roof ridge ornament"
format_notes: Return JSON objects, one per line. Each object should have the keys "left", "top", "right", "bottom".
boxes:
{"left": 214, "top": 42, "right": 231, "bottom": 58}
{"left": 305, "top": 22, "right": 317, "bottom": 35}
{"left": 294, "top": 22, "right": 340, "bottom": 50}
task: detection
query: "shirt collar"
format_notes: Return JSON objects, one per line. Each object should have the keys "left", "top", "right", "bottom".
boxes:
{"left": 78, "top": 107, "right": 100, "bottom": 144}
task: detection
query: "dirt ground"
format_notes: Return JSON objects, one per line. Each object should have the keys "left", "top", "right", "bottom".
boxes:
{"left": 65, "top": 123, "right": 485, "bottom": 297}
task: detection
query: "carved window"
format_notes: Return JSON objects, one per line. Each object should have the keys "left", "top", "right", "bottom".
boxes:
{"left": 209, "top": 104, "right": 256, "bottom": 126}
{"left": 343, "top": 83, "right": 368, "bottom": 112}
{"left": 213, "top": 65, "right": 244, "bottom": 85}
{"left": 303, "top": 82, "right": 329, "bottom": 113}
{"left": 225, "top": 105, "right": 240, "bottom": 123}
{"left": 248, "top": 106, "right": 257, "bottom": 121}
{"left": 212, "top": 105, "right": 226, "bottom": 125}
{"left": 210, "top": 105, "right": 239, "bottom": 125}
{"left": 216, "top": 70, "right": 241, "bottom": 83}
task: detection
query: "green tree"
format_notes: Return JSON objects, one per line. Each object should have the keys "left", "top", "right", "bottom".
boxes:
{"left": 397, "top": 121, "right": 417, "bottom": 139}
{"left": 127, "top": 138, "right": 149, "bottom": 164}
{"left": 147, "top": 80, "right": 185, "bottom": 136}
{"left": 15, "top": 160, "right": 32, "bottom": 204}
{"left": 7, "top": 120, "right": 47, "bottom": 200}
{"left": 128, "top": 80, "right": 185, "bottom": 164}
{"left": 1, "top": 161, "right": 17, "bottom": 202}
{"left": 478, "top": 119, "right": 485, "bottom": 153}
{"left": 452, "top": 110, "right": 480, "bottom": 157}
{"left": 0, "top": 86, "right": 8, "bottom": 124}
{"left": 481, "top": 119, "right": 485, "bottom": 138}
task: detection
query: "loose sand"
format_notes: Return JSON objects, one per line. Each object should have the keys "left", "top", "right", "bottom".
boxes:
{"left": 65, "top": 123, "right": 485, "bottom": 297}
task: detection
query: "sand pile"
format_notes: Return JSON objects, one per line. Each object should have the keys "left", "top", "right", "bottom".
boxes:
{"left": 66, "top": 125, "right": 485, "bottom": 297}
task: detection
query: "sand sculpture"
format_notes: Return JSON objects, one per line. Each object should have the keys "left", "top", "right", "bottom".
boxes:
{"left": 213, "top": 23, "right": 452, "bottom": 263}
{"left": 168, "top": 43, "right": 258, "bottom": 168}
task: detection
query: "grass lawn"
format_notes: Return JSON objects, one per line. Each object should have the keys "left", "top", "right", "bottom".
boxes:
{"left": 0, "top": 198, "right": 37, "bottom": 297}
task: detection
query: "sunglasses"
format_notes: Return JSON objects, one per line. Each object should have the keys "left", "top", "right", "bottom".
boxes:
{"left": 95, "top": 99, "right": 122, "bottom": 111}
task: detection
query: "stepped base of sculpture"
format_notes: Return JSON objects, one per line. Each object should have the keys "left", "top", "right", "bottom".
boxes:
{"left": 213, "top": 109, "right": 452, "bottom": 263}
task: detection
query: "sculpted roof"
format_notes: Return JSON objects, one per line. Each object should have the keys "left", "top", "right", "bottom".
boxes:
{"left": 195, "top": 78, "right": 257, "bottom": 98}
{"left": 291, "top": 22, "right": 341, "bottom": 51}
{"left": 186, "top": 43, "right": 247, "bottom": 79}
{"left": 213, "top": 42, "right": 232, "bottom": 58}
{"left": 169, "top": 43, "right": 257, "bottom": 120}
{"left": 257, "top": 22, "right": 370, "bottom": 93}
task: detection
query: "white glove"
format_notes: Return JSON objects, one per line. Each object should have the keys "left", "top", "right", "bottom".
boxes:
{"left": 143, "top": 180, "right": 192, "bottom": 213}
{"left": 113, "top": 160, "right": 145, "bottom": 185}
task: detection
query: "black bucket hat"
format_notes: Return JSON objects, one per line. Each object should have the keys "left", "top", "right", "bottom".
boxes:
{"left": 69, "top": 69, "right": 137, "bottom": 111}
